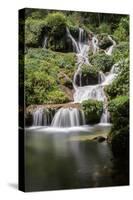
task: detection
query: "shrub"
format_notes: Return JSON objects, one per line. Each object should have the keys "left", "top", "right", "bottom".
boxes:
{"left": 90, "top": 53, "right": 114, "bottom": 72}
{"left": 97, "top": 23, "right": 111, "bottom": 34}
{"left": 113, "top": 17, "right": 129, "bottom": 42}
{"left": 25, "top": 48, "right": 76, "bottom": 105}
{"left": 108, "top": 95, "right": 129, "bottom": 158}
{"left": 25, "top": 17, "right": 46, "bottom": 47}
{"left": 75, "top": 64, "right": 99, "bottom": 86}
{"left": 82, "top": 100, "right": 103, "bottom": 124}
{"left": 108, "top": 95, "right": 129, "bottom": 128}
{"left": 112, "top": 42, "right": 129, "bottom": 62}
{"left": 105, "top": 59, "right": 129, "bottom": 99}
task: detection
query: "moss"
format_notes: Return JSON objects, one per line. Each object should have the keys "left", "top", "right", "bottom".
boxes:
{"left": 82, "top": 100, "right": 103, "bottom": 124}
{"left": 90, "top": 53, "right": 114, "bottom": 72}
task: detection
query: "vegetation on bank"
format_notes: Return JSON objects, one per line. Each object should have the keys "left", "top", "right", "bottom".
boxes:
{"left": 25, "top": 48, "right": 76, "bottom": 105}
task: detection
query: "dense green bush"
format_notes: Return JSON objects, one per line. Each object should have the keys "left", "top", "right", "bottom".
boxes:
{"left": 97, "top": 23, "right": 111, "bottom": 34}
{"left": 90, "top": 53, "right": 114, "bottom": 72}
{"left": 105, "top": 59, "right": 129, "bottom": 99}
{"left": 25, "top": 17, "right": 46, "bottom": 47}
{"left": 112, "top": 42, "right": 129, "bottom": 62}
{"left": 113, "top": 17, "right": 129, "bottom": 42}
{"left": 82, "top": 100, "right": 103, "bottom": 124}
{"left": 25, "top": 48, "right": 76, "bottom": 105}
{"left": 79, "top": 64, "right": 99, "bottom": 85}
{"left": 108, "top": 95, "right": 129, "bottom": 127}
{"left": 108, "top": 95, "right": 129, "bottom": 157}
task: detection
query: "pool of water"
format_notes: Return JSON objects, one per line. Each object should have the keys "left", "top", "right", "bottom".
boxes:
{"left": 24, "top": 124, "right": 129, "bottom": 191}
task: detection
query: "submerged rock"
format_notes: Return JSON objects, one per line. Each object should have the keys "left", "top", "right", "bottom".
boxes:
{"left": 93, "top": 136, "right": 106, "bottom": 143}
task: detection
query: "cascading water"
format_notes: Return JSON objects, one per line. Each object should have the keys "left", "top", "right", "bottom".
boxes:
{"left": 33, "top": 108, "right": 53, "bottom": 126}
{"left": 33, "top": 27, "right": 118, "bottom": 127}
{"left": 51, "top": 108, "right": 86, "bottom": 127}
{"left": 43, "top": 36, "right": 48, "bottom": 48}
{"left": 51, "top": 27, "right": 119, "bottom": 127}
{"left": 105, "top": 35, "right": 116, "bottom": 56}
{"left": 92, "top": 35, "right": 99, "bottom": 54}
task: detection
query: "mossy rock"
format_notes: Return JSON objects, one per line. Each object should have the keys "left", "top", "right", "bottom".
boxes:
{"left": 75, "top": 64, "right": 99, "bottom": 86}
{"left": 82, "top": 99, "right": 103, "bottom": 124}
{"left": 97, "top": 33, "right": 113, "bottom": 49}
{"left": 90, "top": 53, "right": 114, "bottom": 72}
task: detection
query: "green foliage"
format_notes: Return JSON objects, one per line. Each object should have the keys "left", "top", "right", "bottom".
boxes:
{"left": 113, "top": 17, "right": 129, "bottom": 42}
{"left": 97, "top": 23, "right": 111, "bottom": 34}
{"left": 25, "top": 48, "right": 75, "bottom": 105}
{"left": 105, "top": 59, "right": 129, "bottom": 99}
{"left": 90, "top": 53, "right": 114, "bottom": 72}
{"left": 47, "top": 90, "right": 69, "bottom": 104}
{"left": 45, "top": 12, "right": 67, "bottom": 42}
{"left": 46, "top": 12, "right": 67, "bottom": 28}
{"left": 108, "top": 95, "right": 129, "bottom": 127}
{"left": 81, "top": 64, "right": 99, "bottom": 85}
{"left": 112, "top": 42, "right": 129, "bottom": 62}
{"left": 108, "top": 95, "right": 129, "bottom": 157}
{"left": 82, "top": 100, "right": 103, "bottom": 124}
{"left": 25, "top": 17, "right": 46, "bottom": 47}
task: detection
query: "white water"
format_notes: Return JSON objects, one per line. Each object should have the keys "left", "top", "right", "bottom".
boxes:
{"left": 105, "top": 35, "right": 116, "bottom": 56}
{"left": 51, "top": 28, "right": 118, "bottom": 126}
{"left": 33, "top": 108, "right": 53, "bottom": 126}
{"left": 51, "top": 108, "right": 86, "bottom": 127}
{"left": 43, "top": 36, "right": 48, "bottom": 48}
{"left": 92, "top": 35, "right": 99, "bottom": 54}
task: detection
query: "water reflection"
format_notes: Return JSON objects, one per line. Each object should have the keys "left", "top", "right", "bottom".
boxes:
{"left": 25, "top": 124, "right": 128, "bottom": 191}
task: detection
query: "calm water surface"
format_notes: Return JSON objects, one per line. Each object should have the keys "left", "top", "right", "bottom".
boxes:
{"left": 25, "top": 124, "right": 129, "bottom": 191}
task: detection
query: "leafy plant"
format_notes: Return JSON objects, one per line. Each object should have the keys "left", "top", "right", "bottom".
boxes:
{"left": 82, "top": 100, "right": 103, "bottom": 124}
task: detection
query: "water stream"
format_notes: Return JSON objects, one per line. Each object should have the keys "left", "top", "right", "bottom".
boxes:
{"left": 33, "top": 27, "right": 117, "bottom": 127}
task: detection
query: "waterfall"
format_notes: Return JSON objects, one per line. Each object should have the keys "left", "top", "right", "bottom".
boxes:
{"left": 92, "top": 35, "right": 99, "bottom": 54}
{"left": 35, "top": 27, "right": 118, "bottom": 127}
{"left": 98, "top": 71, "right": 106, "bottom": 84}
{"left": 43, "top": 36, "right": 48, "bottom": 48}
{"left": 105, "top": 35, "right": 116, "bottom": 56}
{"left": 32, "top": 108, "right": 53, "bottom": 126}
{"left": 68, "top": 27, "right": 90, "bottom": 90}
{"left": 100, "top": 107, "right": 110, "bottom": 123}
{"left": 51, "top": 28, "right": 118, "bottom": 126}
{"left": 51, "top": 108, "right": 86, "bottom": 127}
{"left": 66, "top": 27, "right": 80, "bottom": 53}
{"left": 74, "top": 85, "right": 106, "bottom": 103}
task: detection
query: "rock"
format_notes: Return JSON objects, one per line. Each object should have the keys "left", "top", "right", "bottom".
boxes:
{"left": 93, "top": 136, "right": 106, "bottom": 143}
